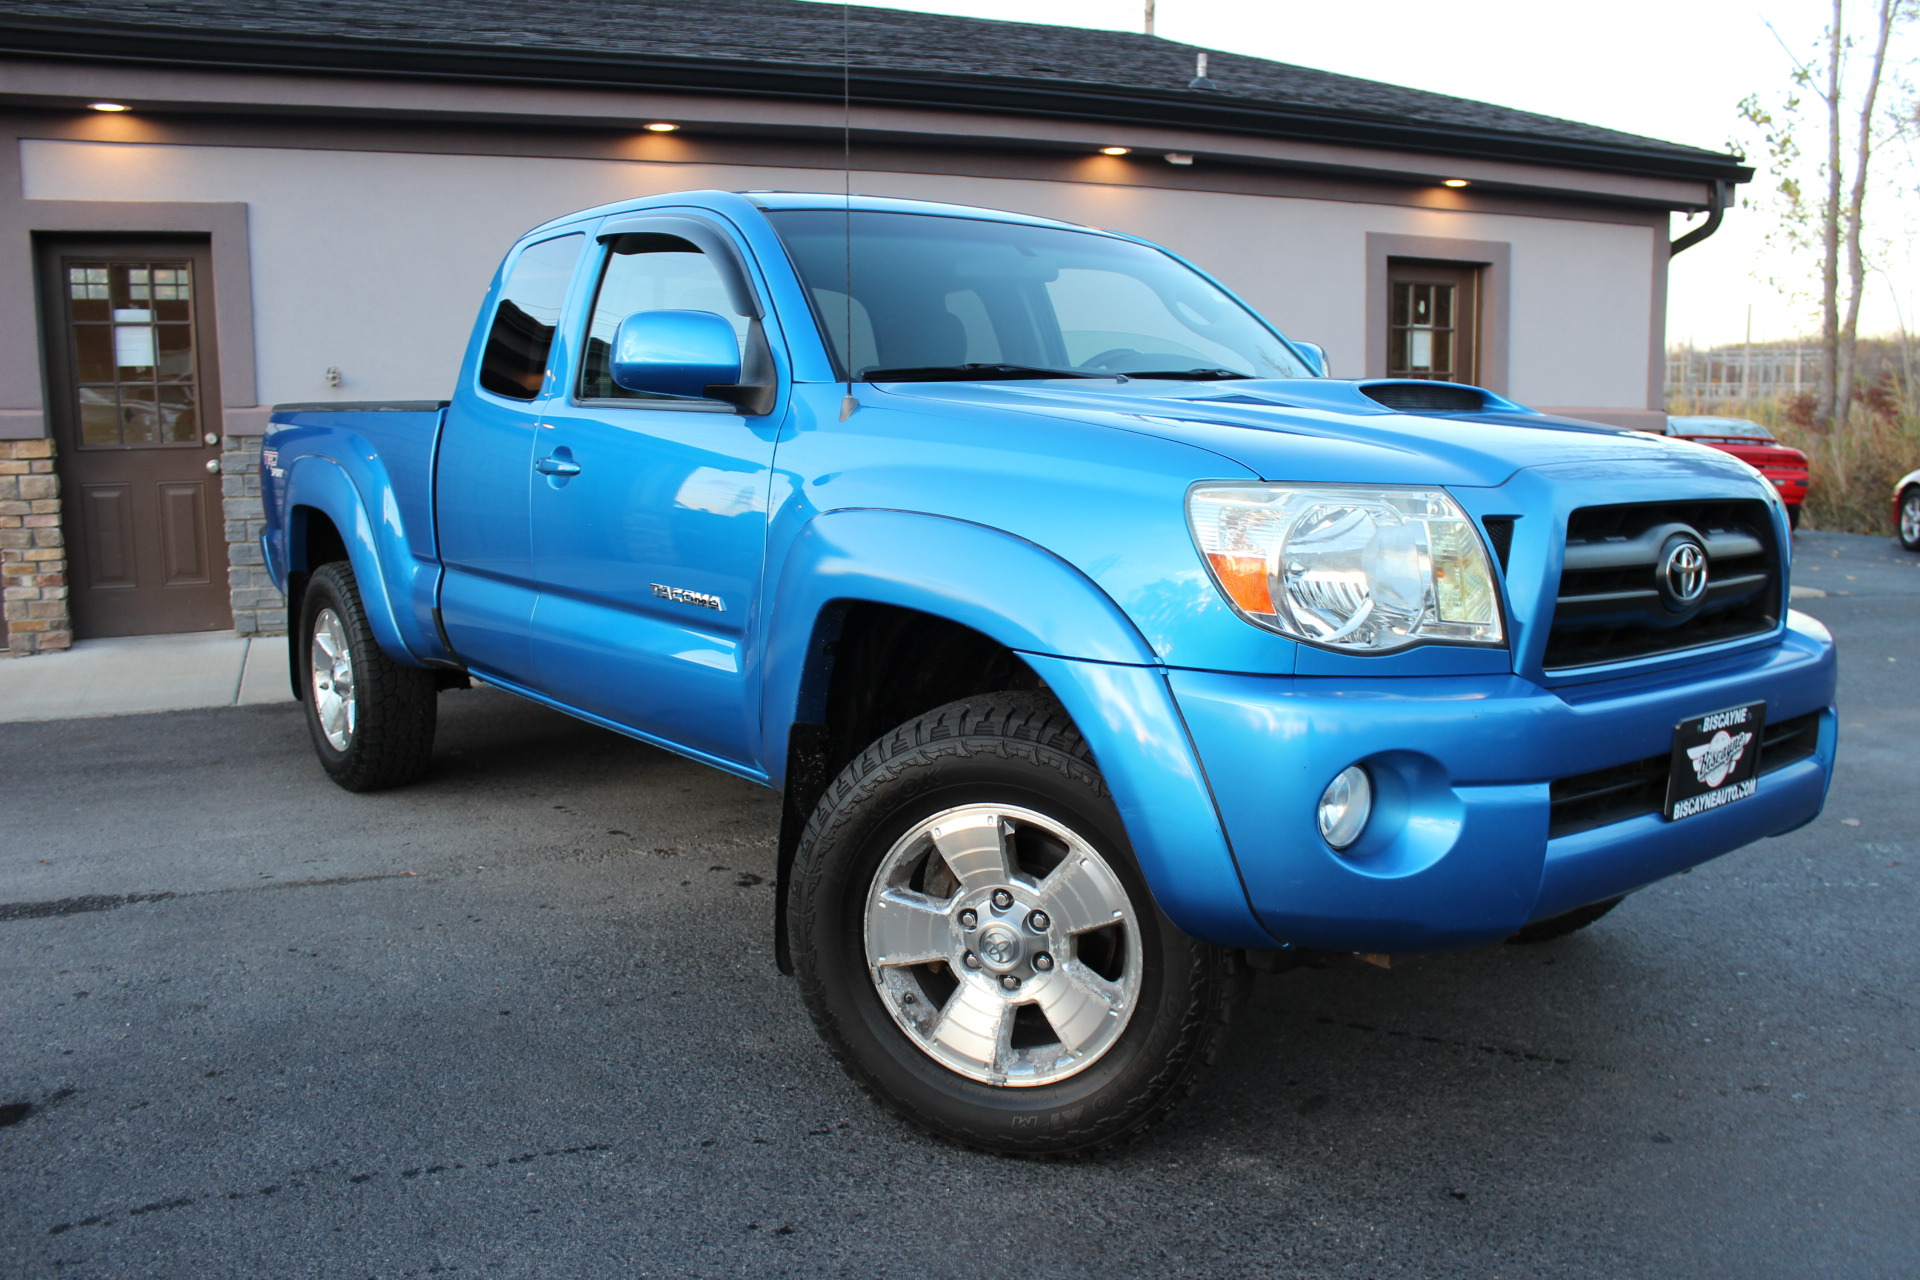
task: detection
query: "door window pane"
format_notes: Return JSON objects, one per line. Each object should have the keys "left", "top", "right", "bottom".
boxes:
{"left": 158, "top": 385, "right": 197, "bottom": 443}
{"left": 68, "top": 266, "right": 110, "bottom": 321}
{"left": 78, "top": 388, "right": 118, "bottom": 446}
{"left": 114, "top": 312, "right": 156, "bottom": 370}
{"left": 119, "top": 385, "right": 159, "bottom": 445}
{"left": 478, "top": 233, "right": 583, "bottom": 401}
{"left": 1389, "top": 279, "right": 1459, "bottom": 380}
{"left": 578, "top": 236, "right": 747, "bottom": 401}
{"left": 73, "top": 324, "right": 114, "bottom": 383}
{"left": 155, "top": 323, "right": 194, "bottom": 380}
{"left": 65, "top": 259, "right": 203, "bottom": 448}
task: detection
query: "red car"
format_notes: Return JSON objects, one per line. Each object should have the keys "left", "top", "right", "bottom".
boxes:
{"left": 1895, "top": 467, "right": 1920, "bottom": 551}
{"left": 1664, "top": 416, "right": 1810, "bottom": 527}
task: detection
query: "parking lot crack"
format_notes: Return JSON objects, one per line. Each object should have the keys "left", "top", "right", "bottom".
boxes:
{"left": 43, "top": 1143, "right": 613, "bottom": 1237}
{"left": 0, "top": 874, "right": 427, "bottom": 924}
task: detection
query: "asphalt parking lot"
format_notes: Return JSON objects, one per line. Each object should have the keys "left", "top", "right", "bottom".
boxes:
{"left": 3, "top": 530, "right": 1916, "bottom": 1279}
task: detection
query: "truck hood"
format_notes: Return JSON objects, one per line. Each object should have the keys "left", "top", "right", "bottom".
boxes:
{"left": 872, "top": 377, "right": 1731, "bottom": 489}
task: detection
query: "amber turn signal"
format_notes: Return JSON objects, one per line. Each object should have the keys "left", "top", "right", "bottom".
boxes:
{"left": 1206, "top": 553, "right": 1273, "bottom": 615}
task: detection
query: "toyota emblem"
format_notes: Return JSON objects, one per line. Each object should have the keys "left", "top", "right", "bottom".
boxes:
{"left": 977, "top": 924, "right": 1021, "bottom": 969}
{"left": 1663, "top": 539, "right": 1708, "bottom": 607}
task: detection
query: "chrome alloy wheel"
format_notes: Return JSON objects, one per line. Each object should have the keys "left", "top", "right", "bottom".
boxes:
{"left": 309, "top": 607, "right": 357, "bottom": 752}
{"left": 1903, "top": 489, "right": 1920, "bottom": 547}
{"left": 863, "top": 804, "right": 1142, "bottom": 1087}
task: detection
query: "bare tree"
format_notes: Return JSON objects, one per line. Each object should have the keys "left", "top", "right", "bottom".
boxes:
{"left": 1837, "top": 0, "right": 1901, "bottom": 425}
{"left": 1741, "top": 0, "right": 1912, "bottom": 430}
{"left": 1817, "top": 0, "right": 1842, "bottom": 429}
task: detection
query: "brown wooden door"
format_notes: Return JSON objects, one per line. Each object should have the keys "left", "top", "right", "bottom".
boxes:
{"left": 1386, "top": 258, "right": 1481, "bottom": 385}
{"left": 39, "top": 239, "right": 231, "bottom": 637}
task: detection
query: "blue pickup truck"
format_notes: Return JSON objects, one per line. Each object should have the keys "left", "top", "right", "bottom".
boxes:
{"left": 263, "top": 190, "right": 1837, "bottom": 1154}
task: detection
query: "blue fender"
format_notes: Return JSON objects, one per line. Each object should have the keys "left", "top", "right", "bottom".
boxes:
{"left": 1019, "top": 654, "right": 1276, "bottom": 948}
{"left": 759, "top": 508, "right": 1274, "bottom": 947}
{"left": 281, "top": 456, "right": 422, "bottom": 665}
{"left": 760, "top": 508, "right": 1158, "bottom": 751}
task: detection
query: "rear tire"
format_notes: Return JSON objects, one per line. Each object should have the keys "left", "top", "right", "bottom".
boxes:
{"left": 1900, "top": 486, "right": 1920, "bottom": 551}
{"left": 789, "top": 692, "right": 1246, "bottom": 1156}
{"left": 1506, "top": 895, "right": 1623, "bottom": 944}
{"left": 298, "top": 561, "right": 437, "bottom": 792}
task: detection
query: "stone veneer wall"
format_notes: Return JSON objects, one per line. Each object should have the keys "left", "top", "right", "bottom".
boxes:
{"left": 222, "top": 434, "right": 284, "bottom": 636}
{"left": 1, "top": 438, "right": 70, "bottom": 656}
{"left": 1, "top": 434, "right": 283, "bottom": 657}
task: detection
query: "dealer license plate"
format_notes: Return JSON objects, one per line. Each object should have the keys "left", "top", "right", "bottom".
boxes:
{"left": 1665, "top": 701, "right": 1766, "bottom": 821}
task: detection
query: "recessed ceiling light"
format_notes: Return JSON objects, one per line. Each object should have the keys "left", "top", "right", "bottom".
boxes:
{"left": 644, "top": 122, "right": 679, "bottom": 132}
{"left": 1442, "top": 178, "right": 1470, "bottom": 188}
{"left": 1100, "top": 146, "right": 1131, "bottom": 156}
{"left": 1165, "top": 152, "right": 1194, "bottom": 166}
{"left": 88, "top": 102, "right": 130, "bottom": 113}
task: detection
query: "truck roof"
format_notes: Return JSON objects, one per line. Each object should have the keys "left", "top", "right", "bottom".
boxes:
{"left": 519, "top": 189, "right": 1104, "bottom": 242}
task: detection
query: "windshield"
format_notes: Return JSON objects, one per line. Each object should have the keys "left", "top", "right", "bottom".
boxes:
{"left": 768, "top": 210, "right": 1312, "bottom": 382}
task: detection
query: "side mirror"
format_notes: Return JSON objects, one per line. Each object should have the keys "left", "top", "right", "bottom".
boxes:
{"left": 1294, "top": 341, "right": 1329, "bottom": 377}
{"left": 611, "top": 309, "right": 741, "bottom": 399}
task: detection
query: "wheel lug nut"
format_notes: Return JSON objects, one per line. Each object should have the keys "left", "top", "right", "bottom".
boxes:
{"left": 962, "top": 951, "right": 981, "bottom": 969}
{"left": 958, "top": 908, "right": 977, "bottom": 930}
{"left": 991, "top": 889, "right": 1014, "bottom": 910}
{"left": 1000, "top": 974, "right": 1021, "bottom": 991}
{"left": 1034, "top": 952, "right": 1054, "bottom": 972}
{"left": 1027, "top": 910, "right": 1050, "bottom": 932}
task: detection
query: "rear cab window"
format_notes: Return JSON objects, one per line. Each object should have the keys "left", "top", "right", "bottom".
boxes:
{"left": 478, "top": 233, "right": 584, "bottom": 401}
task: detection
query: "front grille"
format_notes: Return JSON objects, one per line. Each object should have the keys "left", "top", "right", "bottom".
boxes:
{"left": 1361, "top": 382, "right": 1488, "bottom": 413}
{"left": 1545, "top": 499, "right": 1780, "bottom": 670}
{"left": 1547, "top": 709, "right": 1822, "bottom": 839}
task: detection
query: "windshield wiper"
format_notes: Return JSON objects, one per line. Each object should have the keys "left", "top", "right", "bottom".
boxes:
{"left": 860, "top": 363, "right": 1123, "bottom": 382}
{"left": 1120, "top": 368, "right": 1254, "bottom": 380}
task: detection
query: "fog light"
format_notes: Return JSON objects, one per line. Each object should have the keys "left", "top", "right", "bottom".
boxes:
{"left": 1318, "top": 765, "right": 1372, "bottom": 850}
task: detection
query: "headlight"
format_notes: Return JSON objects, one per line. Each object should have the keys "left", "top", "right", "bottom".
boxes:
{"left": 1188, "top": 483, "right": 1504, "bottom": 652}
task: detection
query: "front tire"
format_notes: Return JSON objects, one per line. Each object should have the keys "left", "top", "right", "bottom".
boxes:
{"left": 299, "top": 561, "right": 437, "bottom": 792}
{"left": 789, "top": 692, "right": 1245, "bottom": 1156}
{"left": 1900, "top": 486, "right": 1920, "bottom": 551}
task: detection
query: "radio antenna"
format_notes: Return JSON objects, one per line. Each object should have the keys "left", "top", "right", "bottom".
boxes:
{"left": 839, "top": 1, "right": 858, "bottom": 421}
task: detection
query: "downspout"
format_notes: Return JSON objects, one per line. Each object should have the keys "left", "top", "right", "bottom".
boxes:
{"left": 1670, "top": 179, "right": 1735, "bottom": 256}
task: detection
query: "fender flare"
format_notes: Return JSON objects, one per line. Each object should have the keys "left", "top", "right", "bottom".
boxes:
{"left": 282, "top": 456, "right": 420, "bottom": 665}
{"left": 760, "top": 508, "right": 1273, "bottom": 949}
{"left": 759, "top": 508, "right": 1158, "bottom": 764}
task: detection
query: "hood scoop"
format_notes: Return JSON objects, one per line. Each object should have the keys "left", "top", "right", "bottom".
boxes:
{"left": 1360, "top": 382, "right": 1490, "bottom": 413}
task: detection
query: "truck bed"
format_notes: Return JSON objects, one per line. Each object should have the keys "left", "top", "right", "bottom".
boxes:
{"left": 263, "top": 400, "right": 451, "bottom": 666}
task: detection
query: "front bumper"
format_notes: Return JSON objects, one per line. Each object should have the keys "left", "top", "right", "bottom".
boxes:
{"left": 1169, "top": 611, "right": 1837, "bottom": 953}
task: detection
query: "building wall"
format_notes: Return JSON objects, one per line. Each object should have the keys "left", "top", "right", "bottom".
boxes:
{"left": 18, "top": 138, "right": 1659, "bottom": 413}
{"left": 0, "top": 437, "right": 65, "bottom": 656}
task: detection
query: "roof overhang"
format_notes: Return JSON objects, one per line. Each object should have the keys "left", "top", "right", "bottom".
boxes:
{"left": 0, "top": 13, "right": 1754, "bottom": 190}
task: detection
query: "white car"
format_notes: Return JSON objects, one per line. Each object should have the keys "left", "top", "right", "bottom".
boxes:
{"left": 1896, "top": 468, "right": 1920, "bottom": 551}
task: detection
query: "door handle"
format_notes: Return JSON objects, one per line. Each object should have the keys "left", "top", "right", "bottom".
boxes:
{"left": 534, "top": 455, "right": 581, "bottom": 477}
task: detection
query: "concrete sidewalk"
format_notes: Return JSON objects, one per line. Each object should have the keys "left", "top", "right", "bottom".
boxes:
{"left": 0, "top": 631, "right": 294, "bottom": 722}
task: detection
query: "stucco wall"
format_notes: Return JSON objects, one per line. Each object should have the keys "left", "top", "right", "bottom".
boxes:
{"left": 19, "top": 138, "right": 1656, "bottom": 411}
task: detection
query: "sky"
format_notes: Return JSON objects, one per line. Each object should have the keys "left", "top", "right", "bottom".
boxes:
{"left": 811, "top": 0, "right": 1918, "bottom": 350}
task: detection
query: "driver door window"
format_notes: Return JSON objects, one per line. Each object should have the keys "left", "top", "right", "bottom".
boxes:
{"left": 579, "top": 236, "right": 748, "bottom": 401}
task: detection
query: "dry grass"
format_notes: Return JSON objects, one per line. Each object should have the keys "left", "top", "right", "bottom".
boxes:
{"left": 1665, "top": 394, "right": 1920, "bottom": 536}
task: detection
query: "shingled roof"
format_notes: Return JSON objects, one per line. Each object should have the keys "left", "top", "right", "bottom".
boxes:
{"left": 0, "top": 0, "right": 1748, "bottom": 182}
